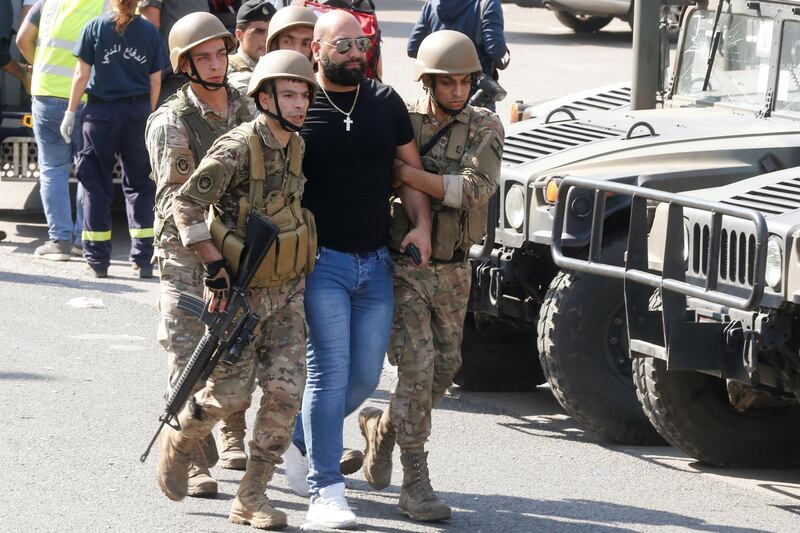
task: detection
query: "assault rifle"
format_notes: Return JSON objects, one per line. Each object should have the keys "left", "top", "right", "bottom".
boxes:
{"left": 140, "top": 212, "right": 279, "bottom": 463}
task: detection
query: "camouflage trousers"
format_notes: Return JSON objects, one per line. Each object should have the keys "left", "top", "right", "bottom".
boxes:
{"left": 189, "top": 277, "right": 307, "bottom": 466}
{"left": 157, "top": 227, "right": 253, "bottom": 433}
{"left": 156, "top": 228, "right": 208, "bottom": 395}
{"left": 387, "top": 254, "right": 471, "bottom": 450}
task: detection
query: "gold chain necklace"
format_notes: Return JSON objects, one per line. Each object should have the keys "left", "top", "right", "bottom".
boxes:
{"left": 319, "top": 82, "right": 360, "bottom": 132}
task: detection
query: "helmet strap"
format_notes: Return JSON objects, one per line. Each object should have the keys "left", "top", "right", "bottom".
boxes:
{"left": 184, "top": 55, "right": 228, "bottom": 91}
{"left": 256, "top": 82, "right": 303, "bottom": 132}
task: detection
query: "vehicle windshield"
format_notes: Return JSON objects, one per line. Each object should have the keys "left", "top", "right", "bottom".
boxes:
{"left": 675, "top": 9, "right": 774, "bottom": 109}
{"left": 774, "top": 20, "right": 800, "bottom": 113}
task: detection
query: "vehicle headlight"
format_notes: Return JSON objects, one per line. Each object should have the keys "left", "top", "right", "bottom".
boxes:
{"left": 505, "top": 184, "right": 526, "bottom": 230}
{"left": 765, "top": 236, "right": 783, "bottom": 290}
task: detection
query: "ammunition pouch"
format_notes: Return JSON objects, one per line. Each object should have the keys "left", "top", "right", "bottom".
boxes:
{"left": 208, "top": 126, "right": 316, "bottom": 288}
{"left": 209, "top": 206, "right": 316, "bottom": 288}
{"left": 389, "top": 198, "right": 479, "bottom": 263}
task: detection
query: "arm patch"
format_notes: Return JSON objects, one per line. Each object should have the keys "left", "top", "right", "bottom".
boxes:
{"left": 180, "top": 159, "right": 228, "bottom": 204}
{"left": 167, "top": 147, "right": 196, "bottom": 185}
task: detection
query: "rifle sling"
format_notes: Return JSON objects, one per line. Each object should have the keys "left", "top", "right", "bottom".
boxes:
{"left": 420, "top": 120, "right": 456, "bottom": 157}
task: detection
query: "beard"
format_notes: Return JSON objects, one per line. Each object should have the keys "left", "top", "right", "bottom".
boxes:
{"left": 320, "top": 55, "right": 365, "bottom": 86}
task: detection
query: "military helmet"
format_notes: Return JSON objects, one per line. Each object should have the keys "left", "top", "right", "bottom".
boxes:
{"left": 413, "top": 30, "right": 482, "bottom": 81}
{"left": 169, "top": 12, "right": 237, "bottom": 73}
{"left": 248, "top": 50, "right": 317, "bottom": 101}
{"left": 266, "top": 6, "right": 317, "bottom": 52}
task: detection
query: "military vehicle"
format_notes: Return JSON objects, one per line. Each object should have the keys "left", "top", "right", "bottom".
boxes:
{"left": 462, "top": 0, "right": 800, "bottom": 445}
{"left": 551, "top": 171, "right": 800, "bottom": 467}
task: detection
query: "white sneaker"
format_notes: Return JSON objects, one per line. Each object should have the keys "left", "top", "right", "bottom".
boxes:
{"left": 303, "top": 483, "right": 357, "bottom": 530}
{"left": 282, "top": 442, "right": 310, "bottom": 497}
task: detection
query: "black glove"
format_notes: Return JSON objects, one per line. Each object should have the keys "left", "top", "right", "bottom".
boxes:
{"left": 204, "top": 259, "right": 233, "bottom": 310}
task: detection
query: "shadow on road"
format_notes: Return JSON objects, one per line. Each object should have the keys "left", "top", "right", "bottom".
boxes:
{"left": 0, "top": 270, "right": 145, "bottom": 294}
{"left": 342, "top": 487, "right": 773, "bottom": 533}
{"left": 0, "top": 371, "right": 54, "bottom": 381}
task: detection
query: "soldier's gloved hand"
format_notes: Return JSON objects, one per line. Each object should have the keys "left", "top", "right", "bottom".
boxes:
{"left": 203, "top": 259, "right": 233, "bottom": 313}
{"left": 60, "top": 110, "right": 76, "bottom": 144}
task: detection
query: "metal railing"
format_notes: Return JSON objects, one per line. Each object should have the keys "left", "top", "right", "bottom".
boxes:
{"left": 551, "top": 177, "right": 769, "bottom": 311}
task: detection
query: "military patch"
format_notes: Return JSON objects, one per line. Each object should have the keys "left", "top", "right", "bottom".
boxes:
{"left": 176, "top": 156, "right": 190, "bottom": 175}
{"left": 197, "top": 173, "right": 213, "bottom": 193}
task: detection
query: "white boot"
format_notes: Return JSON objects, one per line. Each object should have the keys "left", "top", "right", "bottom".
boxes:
{"left": 282, "top": 442, "right": 309, "bottom": 497}
{"left": 303, "top": 482, "right": 357, "bottom": 530}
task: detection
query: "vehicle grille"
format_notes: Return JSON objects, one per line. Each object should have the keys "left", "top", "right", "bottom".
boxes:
{"left": 1, "top": 137, "right": 123, "bottom": 183}
{"left": 502, "top": 121, "right": 625, "bottom": 167}
{"left": 719, "top": 177, "right": 800, "bottom": 216}
{"left": 560, "top": 86, "right": 631, "bottom": 113}
{"left": 690, "top": 223, "right": 756, "bottom": 287}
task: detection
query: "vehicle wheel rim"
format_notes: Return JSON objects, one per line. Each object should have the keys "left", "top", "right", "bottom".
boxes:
{"left": 602, "top": 299, "right": 631, "bottom": 382}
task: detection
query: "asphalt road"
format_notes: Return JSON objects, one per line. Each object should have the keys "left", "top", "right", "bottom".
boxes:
{"left": 2, "top": 1, "right": 799, "bottom": 532}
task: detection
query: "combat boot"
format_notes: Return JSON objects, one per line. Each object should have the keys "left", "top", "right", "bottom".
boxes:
{"left": 229, "top": 460, "right": 287, "bottom": 530}
{"left": 219, "top": 409, "right": 248, "bottom": 470}
{"left": 359, "top": 406, "right": 395, "bottom": 490}
{"left": 188, "top": 442, "right": 218, "bottom": 498}
{"left": 398, "top": 449, "right": 451, "bottom": 522}
{"left": 156, "top": 400, "right": 217, "bottom": 501}
{"left": 204, "top": 432, "right": 219, "bottom": 468}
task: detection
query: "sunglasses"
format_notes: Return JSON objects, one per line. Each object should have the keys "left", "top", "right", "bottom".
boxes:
{"left": 318, "top": 37, "right": 372, "bottom": 54}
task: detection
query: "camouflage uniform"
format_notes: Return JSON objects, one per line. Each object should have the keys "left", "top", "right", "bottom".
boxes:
{"left": 146, "top": 84, "right": 252, "bottom": 481}
{"left": 171, "top": 115, "right": 309, "bottom": 469}
{"left": 388, "top": 96, "right": 504, "bottom": 448}
{"left": 359, "top": 96, "right": 503, "bottom": 520}
{"left": 146, "top": 84, "right": 251, "bottom": 398}
{"left": 228, "top": 49, "right": 258, "bottom": 117}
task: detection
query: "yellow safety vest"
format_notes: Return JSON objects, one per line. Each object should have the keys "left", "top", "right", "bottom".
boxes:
{"left": 31, "top": 0, "right": 109, "bottom": 98}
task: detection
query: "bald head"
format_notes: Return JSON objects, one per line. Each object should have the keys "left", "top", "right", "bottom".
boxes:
{"left": 313, "top": 10, "right": 363, "bottom": 41}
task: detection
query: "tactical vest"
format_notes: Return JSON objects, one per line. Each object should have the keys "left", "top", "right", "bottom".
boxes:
{"left": 389, "top": 109, "right": 488, "bottom": 262}
{"left": 228, "top": 53, "right": 253, "bottom": 74}
{"left": 163, "top": 85, "right": 251, "bottom": 164}
{"left": 32, "top": 0, "right": 109, "bottom": 98}
{"left": 209, "top": 122, "right": 317, "bottom": 288}
{"left": 153, "top": 86, "right": 251, "bottom": 238}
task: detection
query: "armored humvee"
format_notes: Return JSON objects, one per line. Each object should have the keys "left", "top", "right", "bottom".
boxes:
{"left": 463, "top": 0, "right": 800, "bottom": 444}
{"left": 551, "top": 170, "right": 800, "bottom": 467}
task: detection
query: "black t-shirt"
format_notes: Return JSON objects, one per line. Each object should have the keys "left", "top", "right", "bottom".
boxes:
{"left": 301, "top": 78, "right": 414, "bottom": 253}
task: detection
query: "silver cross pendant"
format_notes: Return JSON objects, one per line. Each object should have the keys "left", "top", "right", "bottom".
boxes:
{"left": 343, "top": 114, "right": 353, "bottom": 132}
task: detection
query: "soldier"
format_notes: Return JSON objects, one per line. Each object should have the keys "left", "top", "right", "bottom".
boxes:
{"left": 159, "top": 50, "right": 317, "bottom": 531}
{"left": 358, "top": 30, "right": 504, "bottom": 522}
{"left": 228, "top": 0, "right": 277, "bottom": 116}
{"left": 265, "top": 5, "right": 317, "bottom": 61}
{"left": 145, "top": 11, "right": 251, "bottom": 496}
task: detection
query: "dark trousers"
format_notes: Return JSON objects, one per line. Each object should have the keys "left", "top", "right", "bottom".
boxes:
{"left": 75, "top": 98, "right": 155, "bottom": 271}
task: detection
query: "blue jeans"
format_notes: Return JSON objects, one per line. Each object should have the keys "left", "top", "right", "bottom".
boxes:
{"left": 31, "top": 96, "right": 85, "bottom": 244}
{"left": 292, "top": 246, "right": 394, "bottom": 495}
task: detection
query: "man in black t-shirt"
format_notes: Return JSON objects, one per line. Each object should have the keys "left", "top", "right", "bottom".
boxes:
{"left": 281, "top": 9, "right": 432, "bottom": 530}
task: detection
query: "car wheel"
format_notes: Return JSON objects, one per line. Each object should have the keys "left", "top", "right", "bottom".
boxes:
{"left": 554, "top": 11, "right": 613, "bottom": 33}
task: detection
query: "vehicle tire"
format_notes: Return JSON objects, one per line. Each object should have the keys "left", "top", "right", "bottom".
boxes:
{"left": 537, "top": 236, "right": 664, "bottom": 444}
{"left": 554, "top": 11, "right": 613, "bottom": 33}
{"left": 455, "top": 312, "right": 546, "bottom": 392}
{"left": 634, "top": 357, "right": 800, "bottom": 467}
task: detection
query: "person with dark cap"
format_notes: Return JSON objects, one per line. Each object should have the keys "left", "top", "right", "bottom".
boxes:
{"left": 265, "top": 4, "right": 317, "bottom": 61}
{"left": 229, "top": 0, "right": 277, "bottom": 115}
